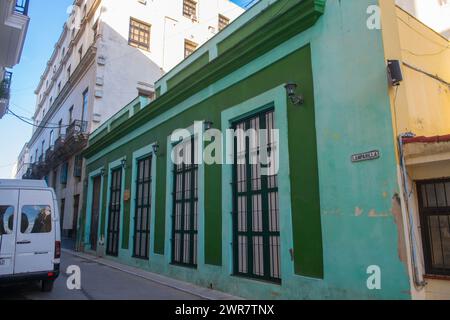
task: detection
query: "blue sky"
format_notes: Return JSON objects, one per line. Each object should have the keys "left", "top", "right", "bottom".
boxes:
{"left": 0, "top": 0, "right": 249, "bottom": 178}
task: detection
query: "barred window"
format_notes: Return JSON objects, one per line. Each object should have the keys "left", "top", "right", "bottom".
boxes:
{"left": 129, "top": 18, "right": 151, "bottom": 51}
{"left": 133, "top": 156, "right": 153, "bottom": 259}
{"left": 184, "top": 39, "right": 197, "bottom": 58}
{"left": 183, "top": 0, "right": 197, "bottom": 19}
{"left": 172, "top": 136, "right": 199, "bottom": 267}
{"left": 106, "top": 168, "right": 122, "bottom": 257}
{"left": 417, "top": 179, "right": 450, "bottom": 276}
{"left": 218, "top": 14, "right": 230, "bottom": 31}
{"left": 232, "top": 108, "right": 281, "bottom": 283}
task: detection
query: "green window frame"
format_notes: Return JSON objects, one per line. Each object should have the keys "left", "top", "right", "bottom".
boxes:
{"left": 133, "top": 155, "right": 153, "bottom": 259}
{"left": 171, "top": 136, "right": 198, "bottom": 268}
{"left": 232, "top": 108, "right": 281, "bottom": 283}
{"left": 106, "top": 167, "right": 122, "bottom": 257}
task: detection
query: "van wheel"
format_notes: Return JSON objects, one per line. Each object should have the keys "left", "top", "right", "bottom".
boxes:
{"left": 41, "top": 280, "right": 54, "bottom": 292}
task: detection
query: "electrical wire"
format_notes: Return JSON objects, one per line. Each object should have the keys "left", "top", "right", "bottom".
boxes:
{"left": 402, "top": 46, "right": 449, "bottom": 57}
{"left": 6, "top": 108, "right": 71, "bottom": 129}
{"left": 397, "top": 15, "right": 450, "bottom": 48}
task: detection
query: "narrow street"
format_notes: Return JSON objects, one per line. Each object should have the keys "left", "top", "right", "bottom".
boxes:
{"left": 0, "top": 251, "right": 202, "bottom": 300}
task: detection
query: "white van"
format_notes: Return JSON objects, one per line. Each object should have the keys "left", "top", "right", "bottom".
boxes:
{"left": 0, "top": 180, "right": 60, "bottom": 292}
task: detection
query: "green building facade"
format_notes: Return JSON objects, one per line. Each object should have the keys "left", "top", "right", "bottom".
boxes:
{"left": 80, "top": 0, "right": 411, "bottom": 299}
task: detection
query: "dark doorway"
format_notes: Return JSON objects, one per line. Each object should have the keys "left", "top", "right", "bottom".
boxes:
{"left": 90, "top": 176, "right": 101, "bottom": 251}
{"left": 72, "top": 195, "right": 80, "bottom": 240}
{"left": 107, "top": 168, "right": 122, "bottom": 257}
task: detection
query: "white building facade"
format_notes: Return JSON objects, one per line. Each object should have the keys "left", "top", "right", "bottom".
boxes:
{"left": 0, "top": 0, "right": 30, "bottom": 119}
{"left": 396, "top": 0, "right": 450, "bottom": 38}
{"left": 17, "top": 0, "right": 243, "bottom": 238}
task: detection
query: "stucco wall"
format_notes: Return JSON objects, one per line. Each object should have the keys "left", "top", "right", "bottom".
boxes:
{"left": 83, "top": 0, "right": 411, "bottom": 299}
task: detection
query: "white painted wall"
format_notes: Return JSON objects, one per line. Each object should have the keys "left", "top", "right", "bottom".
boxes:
{"left": 396, "top": 0, "right": 450, "bottom": 38}
{"left": 13, "top": 143, "right": 30, "bottom": 179}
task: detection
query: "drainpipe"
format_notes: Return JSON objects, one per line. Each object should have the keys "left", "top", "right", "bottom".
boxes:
{"left": 398, "top": 132, "right": 427, "bottom": 290}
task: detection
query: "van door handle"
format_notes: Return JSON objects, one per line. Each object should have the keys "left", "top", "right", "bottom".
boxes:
{"left": 17, "top": 240, "right": 31, "bottom": 245}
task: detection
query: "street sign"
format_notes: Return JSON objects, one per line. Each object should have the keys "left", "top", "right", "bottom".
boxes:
{"left": 351, "top": 150, "right": 380, "bottom": 163}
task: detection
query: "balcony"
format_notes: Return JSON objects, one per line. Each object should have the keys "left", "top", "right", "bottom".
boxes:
{"left": 0, "top": 0, "right": 30, "bottom": 70}
{"left": 14, "top": 0, "right": 29, "bottom": 16}
{"left": 67, "top": 120, "right": 88, "bottom": 138}
{"left": 53, "top": 134, "right": 67, "bottom": 160}
{"left": 0, "top": 71, "right": 12, "bottom": 100}
{"left": 45, "top": 145, "right": 55, "bottom": 162}
{"left": 65, "top": 120, "right": 89, "bottom": 152}
{"left": 51, "top": 121, "right": 88, "bottom": 162}
{"left": 23, "top": 163, "right": 38, "bottom": 180}
{"left": 0, "top": 71, "right": 12, "bottom": 119}
{"left": 36, "top": 154, "right": 47, "bottom": 170}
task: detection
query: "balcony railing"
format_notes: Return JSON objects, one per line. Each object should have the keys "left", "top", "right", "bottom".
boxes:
{"left": 55, "top": 134, "right": 66, "bottom": 147}
{"left": 66, "top": 120, "right": 88, "bottom": 138}
{"left": 45, "top": 145, "right": 55, "bottom": 161}
{"left": 0, "top": 71, "right": 12, "bottom": 100}
{"left": 14, "top": 0, "right": 29, "bottom": 16}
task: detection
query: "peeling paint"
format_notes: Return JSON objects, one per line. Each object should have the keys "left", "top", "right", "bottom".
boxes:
{"left": 368, "top": 209, "right": 390, "bottom": 218}
{"left": 391, "top": 193, "right": 408, "bottom": 266}
{"left": 355, "top": 207, "right": 363, "bottom": 217}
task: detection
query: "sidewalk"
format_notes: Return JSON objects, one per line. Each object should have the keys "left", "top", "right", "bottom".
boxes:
{"left": 62, "top": 248, "right": 243, "bottom": 300}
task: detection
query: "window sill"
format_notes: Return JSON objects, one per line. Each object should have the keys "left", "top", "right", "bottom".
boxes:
{"left": 424, "top": 274, "right": 450, "bottom": 281}
{"left": 170, "top": 262, "right": 197, "bottom": 270}
{"left": 231, "top": 274, "right": 282, "bottom": 286}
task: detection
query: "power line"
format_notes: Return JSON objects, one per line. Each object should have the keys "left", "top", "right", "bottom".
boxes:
{"left": 397, "top": 16, "right": 450, "bottom": 48}
{"left": 10, "top": 102, "right": 34, "bottom": 117}
{"left": 6, "top": 108, "right": 71, "bottom": 129}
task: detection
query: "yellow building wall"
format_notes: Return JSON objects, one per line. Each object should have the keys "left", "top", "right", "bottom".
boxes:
{"left": 379, "top": 0, "right": 450, "bottom": 300}
{"left": 396, "top": 8, "right": 450, "bottom": 137}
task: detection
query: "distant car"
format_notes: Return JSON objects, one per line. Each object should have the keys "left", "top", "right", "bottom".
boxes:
{"left": 0, "top": 180, "right": 60, "bottom": 292}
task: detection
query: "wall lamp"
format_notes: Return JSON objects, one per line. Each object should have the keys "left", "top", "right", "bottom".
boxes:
{"left": 100, "top": 168, "right": 106, "bottom": 177}
{"left": 285, "top": 82, "right": 304, "bottom": 105}
{"left": 204, "top": 120, "right": 214, "bottom": 131}
{"left": 121, "top": 158, "right": 127, "bottom": 169}
{"left": 152, "top": 143, "right": 160, "bottom": 155}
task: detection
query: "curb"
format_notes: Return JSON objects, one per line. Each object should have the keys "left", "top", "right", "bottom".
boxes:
{"left": 62, "top": 248, "right": 243, "bottom": 300}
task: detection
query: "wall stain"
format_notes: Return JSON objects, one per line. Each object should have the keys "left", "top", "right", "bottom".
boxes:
{"left": 392, "top": 193, "right": 408, "bottom": 266}
{"left": 368, "top": 209, "right": 390, "bottom": 218}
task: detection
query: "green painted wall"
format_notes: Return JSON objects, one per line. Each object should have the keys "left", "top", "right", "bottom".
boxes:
{"left": 166, "top": 52, "right": 210, "bottom": 90}
{"left": 86, "top": 45, "right": 322, "bottom": 273}
{"left": 81, "top": 0, "right": 411, "bottom": 299}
